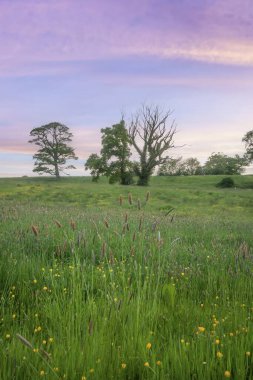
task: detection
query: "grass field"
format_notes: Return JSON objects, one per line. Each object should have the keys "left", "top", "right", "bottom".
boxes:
{"left": 0, "top": 175, "right": 253, "bottom": 379}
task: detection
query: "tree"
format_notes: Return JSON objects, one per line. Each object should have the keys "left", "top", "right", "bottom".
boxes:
{"left": 84, "top": 153, "right": 106, "bottom": 182}
{"left": 158, "top": 157, "right": 183, "bottom": 176}
{"left": 242, "top": 130, "right": 253, "bottom": 161}
{"left": 101, "top": 120, "right": 134, "bottom": 185}
{"left": 203, "top": 152, "right": 248, "bottom": 175}
{"left": 85, "top": 120, "right": 134, "bottom": 185}
{"left": 29, "top": 122, "right": 78, "bottom": 178}
{"left": 183, "top": 158, "right": 202, "bottom": 175}
{"left": 129, "top": 105, "right": 177, "bottom": 185}
{"left": 158, "top": 157, "right": 202, "bottom": 176}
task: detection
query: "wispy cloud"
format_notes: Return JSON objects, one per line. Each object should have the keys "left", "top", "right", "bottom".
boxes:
{"left": 1, "top": 0, "right": 253, "bottom": 78}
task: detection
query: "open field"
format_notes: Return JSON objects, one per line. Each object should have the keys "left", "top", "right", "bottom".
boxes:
{"left": 0, "top": 175, "right": 253, "bottom": 379}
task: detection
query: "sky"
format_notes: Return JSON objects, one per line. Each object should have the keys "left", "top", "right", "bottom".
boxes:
{"left": 0, "top": 0, "right": 253, "bottom": 177}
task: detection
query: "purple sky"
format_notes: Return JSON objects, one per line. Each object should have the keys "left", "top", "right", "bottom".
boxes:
{"left": 1, "top": 0, "right": 253, "bottom": 176}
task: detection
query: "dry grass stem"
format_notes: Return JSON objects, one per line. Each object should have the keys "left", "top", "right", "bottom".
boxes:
{"left": 16, "top": 333, "right": 33, "bottom": 350}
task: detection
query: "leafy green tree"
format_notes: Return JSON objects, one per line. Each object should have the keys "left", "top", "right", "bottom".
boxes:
{"left": 203, "top": 152, "right": 248, "bottom": 175}
{"left": 129, "top": 105, "right": 177, "bottom": 185}
{"left": 158, "top": 157, "right": 183, "bottom": 176}
{"left": 101, "top": 120, "right": 133, "bottom": 185}
{"left": 85, "top": 120, "right": 133, "bottom": 185}
{"left": 158, "top": 157, "right": 202, "bottom": 176}
{"left": 84, "top": 153, "right": 106, "bottom": 182}
{"left": 183, "top": 158, "right": 202, "bottom": 175}
{"left": 242, "top": 130, "right": 253, "bottom": 161}
{"left": 29, "top": 122, "right": 78, "bottom": 178}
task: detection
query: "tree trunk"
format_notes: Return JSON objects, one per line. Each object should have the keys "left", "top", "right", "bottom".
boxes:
{"left": 55, "top": 163, "right": 60, "bottom": 178}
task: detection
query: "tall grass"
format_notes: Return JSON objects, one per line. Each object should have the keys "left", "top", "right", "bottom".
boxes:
{"left": 0, "top": 177, "right": 253, "bottom": 379}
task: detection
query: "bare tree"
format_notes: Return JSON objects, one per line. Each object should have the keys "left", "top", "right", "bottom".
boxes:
{"left": 129, "top": 105, "right": 177, "bottom": 185}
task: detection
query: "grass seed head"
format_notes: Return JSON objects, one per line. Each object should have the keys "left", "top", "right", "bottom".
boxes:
{"left": 31, "top": 225, "right": 39, "bottom": 236}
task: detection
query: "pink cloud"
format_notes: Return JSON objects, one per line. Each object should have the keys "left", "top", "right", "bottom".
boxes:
{"left": 1, "top": 0, "right": 253, "bottom": 77}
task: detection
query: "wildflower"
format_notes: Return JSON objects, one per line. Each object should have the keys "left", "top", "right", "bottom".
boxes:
{"left": 144, "top": 362, "right": 149, "bottom": 367}
{"left": 89, "top": 368, "right": 94, "bottom": 374}
{"left": 48, "top": 337, "right": 54, "bottom": 343}
{"left": 146, "top": 342, "right": 152, "bottom": 350}
{"left": 246, "top": 351, "right": 251, "bottom": 356}
{"left": 224, "top": 371, "right": 231, "bottom": 378}
{"left": 121, "top": 363, "right": 127, "bottom": 369}
{"left": 43, "top": 286, "right": 48, "bottom": 291}
{"left": 42, "top": 340, "right": 47, "bottom": 345}
{"left": 215, "top": 339, "right": 220, "bottom": 345}
{"left": 33, "top": 348, "right": 39, "bottom": 353}
{"left": 54, "top": 368, "right": 59, "bottom": 372}
{"left": 33, "top": 279, "right": 37, "bottom": 284}
{"left": 6, "top": 334, "right": 11, "bottom": 339}
{"left": 217, "top": 351, "right": 223, "bottom": 359}
{"left": 180, "top": 339, "right": 185, "bottom": 343}
{"left": 198, "top": 326, "right": 205, "bottom": 333}
{"left": 81, "top": 377, "right": 86, "bottom": 380}
{"left": 40, "top": 370, "right": 45, "bottom": 376}
{"left": 156, "top": 360, "right": 162, "bottom": 366}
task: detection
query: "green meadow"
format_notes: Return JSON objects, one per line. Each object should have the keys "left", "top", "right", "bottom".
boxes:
{"left": 0, "top": 175, "right": 253, "bottom": 379}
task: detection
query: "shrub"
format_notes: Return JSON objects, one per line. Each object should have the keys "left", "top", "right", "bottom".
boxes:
{"left": 216, "top": 177, "right": 235, "bottom": 188}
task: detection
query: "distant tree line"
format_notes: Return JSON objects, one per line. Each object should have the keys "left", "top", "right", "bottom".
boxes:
{"left": 158, "top": 152, "right": 250, "bottom": 176}
{"left": 28, "top": 107, "right": 253, "bottom": 185}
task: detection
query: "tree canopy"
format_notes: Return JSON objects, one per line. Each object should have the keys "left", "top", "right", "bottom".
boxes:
{"left": 85, "top": 120, "right": 134, "bottom": 184}
{"left": 29, "top": 122, "right": 78, "bottom": 178}
{"left": 158, "top": 157, "right": 201, "bottom": 176}
{"left": 203, "top": 152, "right": 248, "bottom": 175}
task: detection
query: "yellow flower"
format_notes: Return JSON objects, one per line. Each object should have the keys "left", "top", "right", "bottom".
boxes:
{"left": 81, "top": 377, "right": 86, "bottom": 380}
{"left": 146, "top": 342, "right": 152, "bottom": 350}
{"left": 198, "top": 326, "right": 205, "bottom": 333}
{"left": 215, "top": 339, "right": 220, "bottom": 345}
{"left": 12, "top": 314, "right": 16, "bottom": 319}
{"left": 42, "top": 340, "right": 47, "bottom": 345}
{"left": 246, "top": 351, "right": 251, "bottom": 356}
{"left": 156, "top": 360, "right": 162, "bottom": 366}
{"left": 40, "top": 370, "right": 45, "bottom": 376}
{"left": 144, "top": 362, "right": 149, "bottom": 367}
{"left": 217, "top": 351, "right": 223, "bottom": 359}
{"left": 33, "top": 279, "right": 37, "bottom": 284}
{"left": 121, "top": 363, "right": 127, "bottom": 369}
{"left": 6, "top": 334, "right": 11, "bottom": 339}
{"left": 48, "top": 337, "right": 54, "bottom": 343}
{"left": 224, "top": 371, "right": 231, "bottom": 378}
{"left": 89, "top": 368, "right": 94, "bottom": 374}
{"left": 33, "top": 348, "right": 39, "bottom": 353}
{"left": 42, "top": 286, "right": 48, "bottom": 291}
